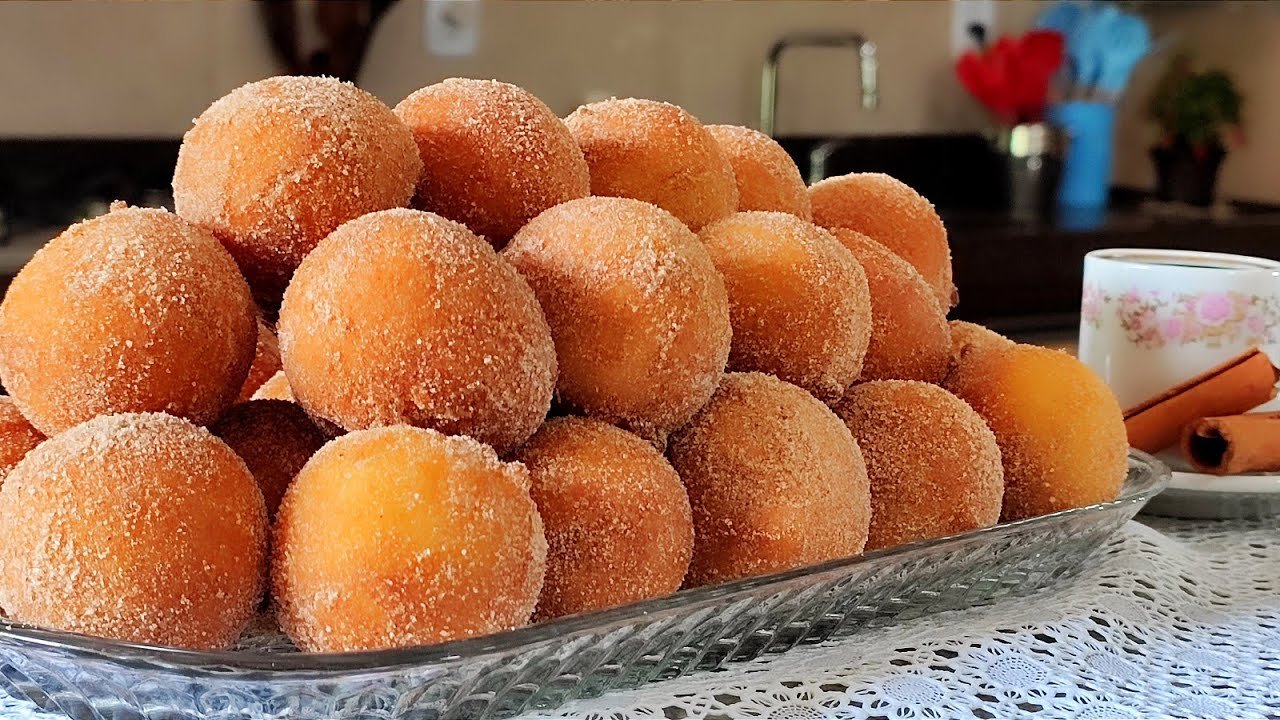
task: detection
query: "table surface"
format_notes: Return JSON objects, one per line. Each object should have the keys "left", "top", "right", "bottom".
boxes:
{"left": 3, "top": 515, "right": 1276, "bottom": 720}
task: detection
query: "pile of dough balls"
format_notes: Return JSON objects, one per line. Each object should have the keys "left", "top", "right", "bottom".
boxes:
{"left": 0, "top": 75, "right": 1129, "bottom": 655}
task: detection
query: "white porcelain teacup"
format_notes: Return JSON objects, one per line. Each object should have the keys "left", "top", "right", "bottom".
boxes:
{"left": 1078, "top": 248, "right": 1280, "bottom": 409}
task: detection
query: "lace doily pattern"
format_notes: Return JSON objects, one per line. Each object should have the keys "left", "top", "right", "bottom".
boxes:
{"left": 535, "top": 518, "right": 1280, "bottom": 720}
{"left": 2, "top": 518, "right": 1277, "bottom": 719}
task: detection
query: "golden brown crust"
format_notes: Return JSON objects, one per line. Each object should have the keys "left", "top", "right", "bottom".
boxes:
{"left": 395, "top": 78, "right": 590, "bottom": 248}
{"left": 0, "top": 206, "right": 257, "bottom": 434}
{"left": 944, "top": 344, "right": 1128, "bottom": 521}
{"left": 832, "top": 380, "right": 1003, "bottom": 550}
{"left": 514, "top": 417, "right": 692, "bottom": 621}
{"left": 668, "top": 373, "right": 870, "bottom": 587}
{"left": 565, "top": 98, "right": 738, "bottom": 231}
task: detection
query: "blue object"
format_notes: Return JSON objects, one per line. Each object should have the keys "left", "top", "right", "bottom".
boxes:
{"left": 1095, "top": 11, "right": 1151, "bottom": 96}
{"left": 1048, "top": 101, "right": 1116, "bottom": 212}
{"left": 1034, "top": 1, "right": 1084, "bottom": 34}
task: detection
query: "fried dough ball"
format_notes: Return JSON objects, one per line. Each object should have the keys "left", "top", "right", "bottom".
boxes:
{"left": 211, "top": 400, "right": 326, "bottom": 518}
{"left": 832, "top": 381, "right": 1003, "bottom": 551}
{"left": 668, "top": 373, "right": 871, "bottom": 587}
{"left": 944, "top": 344, "right": 1128, "bottom": 521}
{"left": 173, "top": 76, "right": 421, "bottom": 301}
{"left": 564, "top": 98, "right": 737, "bottom": 231}
{"left": 238, "top": 319, "right": 282, "bottom": 402}
{"left": 0, "top": 396, "right": 43, "bottom": 487}
{"left": 947, "top": 320, "right": 1013, "bottom": 383}
{"left": 514, "top": 417, "right": 692, "bottom": 621}
{"left": 0, "top": 206, "right": 257, "bottom": 435}
{"left": 0, "top": 413, "right": 267, "bottom": 649}
{"left": 699, "top": 211, "right": 871, "bottom": 402}
{"left": 272, "top": 425, "right": 546, "bottom": 652}
{"left": 809, "top": 173, "right": 955, "bottom": 308}
{"left": 504, "top": 197, "right": 730, "bottom": 442}
{"left": 829, "top": 228, "right": 949, "bottom": 383}
{"left": 394, "top": 78, "right": 590, "bottom": 249}
{"left": 252, "top": 370, "right": 293, "bottom": 402}
{"left": 278, "top": 209, "right": 556, "bottom": 455}
{"left": 705, "top": 125, "right": 811, "bottom": 219}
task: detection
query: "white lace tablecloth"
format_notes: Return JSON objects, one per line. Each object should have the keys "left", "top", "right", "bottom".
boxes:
{"left": 4, "top": 516, "right": 1278, "bottom": 720}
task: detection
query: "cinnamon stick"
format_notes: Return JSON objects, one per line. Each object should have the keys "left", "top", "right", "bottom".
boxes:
{"left": 1123, "top": 348, "right": 1280, "bottom": 453}
{"left": 1181, "top": 411, "right": 1280, "bottom": 475}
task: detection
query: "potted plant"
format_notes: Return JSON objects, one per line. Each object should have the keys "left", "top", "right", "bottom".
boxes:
{"left": 1147, "top": 53, "right": 1244, "bottom": 207}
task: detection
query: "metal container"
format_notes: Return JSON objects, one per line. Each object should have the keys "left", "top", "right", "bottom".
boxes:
{"left": 991, "top": 123, "right": 1069, "bottom": 223}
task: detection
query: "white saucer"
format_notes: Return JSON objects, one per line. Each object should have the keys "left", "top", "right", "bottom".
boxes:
{"left": 1141, "top": 397, "right": 1280, "bottom": 518}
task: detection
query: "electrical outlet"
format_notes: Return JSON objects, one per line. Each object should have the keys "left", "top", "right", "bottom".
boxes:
{"left": 424, "top": 0, "right": 480, "bottom": 57}
{"left": 951, "top": 0, "right": 996, "bottom": 57}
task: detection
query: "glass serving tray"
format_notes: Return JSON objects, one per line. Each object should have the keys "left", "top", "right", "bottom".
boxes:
{"left": 0, "top": 451, "right": 1168, "bottom": 720}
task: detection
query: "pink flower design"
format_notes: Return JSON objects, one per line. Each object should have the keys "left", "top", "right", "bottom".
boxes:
{"left": 1247, "top": 312, "right": 1265, "bottom": 335}
{"left": 1161, "top": 317, "right": 1184, "bottom": 342}
{"left": 1121, "top": 289, "right": 1141, "bottom": 306}
{"left": 1195, "top": 292, "right": 1233, "bottom": 326}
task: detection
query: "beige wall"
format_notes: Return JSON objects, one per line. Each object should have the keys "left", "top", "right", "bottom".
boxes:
{"left": 0, "top": 0, "right": 1035, "bottom": 136}
{"left": 0, "top": 0, "right": 1275, "bottom": 202}
{"left": 1110, "top": 3, "right": 1280, "bottom": 205}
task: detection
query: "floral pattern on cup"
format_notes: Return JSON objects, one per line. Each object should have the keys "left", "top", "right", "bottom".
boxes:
{"left": 1081, "top": 283, "right": 1280, "bottom": 349}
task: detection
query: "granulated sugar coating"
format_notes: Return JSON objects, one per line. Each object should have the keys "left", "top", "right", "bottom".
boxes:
{"left": 504, "top": 197, "right": 731, "bottom": 442}
{"left": 668, "top": 373, "right": 870, "bottom": 587}
{"left": 211, "top": 400, "right": 327, "bottom": 518}
{"left": 0, "top": 412, "right": 267, "bottom": 649}
{"left": 271, "top": 425, "right": 547, "bottom": 652}
{"left": 809, "top": 173, "right": 956, "bottom": 309}
{"left": 832, "top": 381, "right": 1003, "bottom": 551}
{"left": 946, "top": 320, "right": 1013, "bottom": 385}
{"left": 700, "top": 212, "right": 871, "bottom": 402}
{"left": 830, "top": 228, "right": 950, "bottom": 384}
{"left": 0, "top": 205, "right": 257, "bottom": 435}
{"left": 238, "top": 319, "right": 283, "bottom": 402}
{"left": 565, "top": 98, "right": 738, "bottom": 231}
{"left": 395, "top": 78, "right": 590, "bottom": 249}
{"left": 252, "top": 370, "right": 294, "bottom": 402}
{"left": 944, "top": 344, "right": 1128, "bottom": 522}
{"left": 173, "top": 75, "right": 421, "bottom": 303}
{"left": 278, "top": 209, "right": 555, "bottom": 455}
{"left": 513, "top": 417, "right": 693, "bottom": 622}
{"left": 0, "top": 396, "right": 43, "bottom": 487}
{"left": 706, "top": 125, "right": 811, "bottom": 220}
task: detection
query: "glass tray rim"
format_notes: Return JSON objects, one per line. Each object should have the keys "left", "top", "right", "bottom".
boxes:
{"left": 0, "top": 450, "right": 1170, "bottom": 678}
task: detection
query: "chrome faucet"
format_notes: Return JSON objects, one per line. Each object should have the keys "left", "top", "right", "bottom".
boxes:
{"left": 760, "top": 33, "right": 878, "bottom": 136}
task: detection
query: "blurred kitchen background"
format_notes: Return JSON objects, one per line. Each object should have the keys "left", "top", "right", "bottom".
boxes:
{"left": 1, "top": 0, "right": 1277, "bottom": 335}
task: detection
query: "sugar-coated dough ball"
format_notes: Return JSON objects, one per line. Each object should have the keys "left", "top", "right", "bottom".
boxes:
{"left": 706, "top": 125, "right": 811, "bottom": 219}
{"left": 252, "top": 370, "right": 293, "bottom": 402}
{"left": 832, "top": 381, "right": 1003, "bottom": 551}
{"left": 272, "top": 426, "right": 546, "bottom": 652}
{"left": 944, "top": 344, "right": 1128, "bottom": 521}
{"left": 0, "top": 413, "right": 267, "bottom": 649}
{"left": 395, "top": 78, "right": 590, "bottom": 248}
{"left": 565, "top": 98, "right": 738, "bottom": 231}
{"left": 0, "top": 206, "right": 257, "bottom": 435}
{"left": 946, "top": 320, "right": 1013, "bottom": 384}
{"left": 830, "top": 228, "right": 949, "bottom": 383}
{"left": 668, "top": 373, "right": 870, "bottom": 587}
{"left": 700, "top": 211, "right": 871, "bottom": 402}
{"left": 514, "top": 417, "right": 693, "bottom": 621}
{"left": 0, "top": 396, "right": 43, "bottom": 487}
{"left": 504, "top": 197, "right": 730, "bottom": 442}
{"left": 173, "top": 75, "right": 421, "bottom": 301}
{"left": 238, "top": 319, "right": 282, "bottom": 402}
{"left": 809, "top": 173, "right": 955, "bottom": 308}
{"left": 278, "top": 209, "right": 556, "bottom": 455}
{"left": 211, "top": 400, "right": 326, "bottom": 518}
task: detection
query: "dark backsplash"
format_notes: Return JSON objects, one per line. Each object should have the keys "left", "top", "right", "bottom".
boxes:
{"left": 0, "top": 138, "right": 180, "bottom": 229}
{"left": 4, "top": 134, "right": 1278, "bottom": 332}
